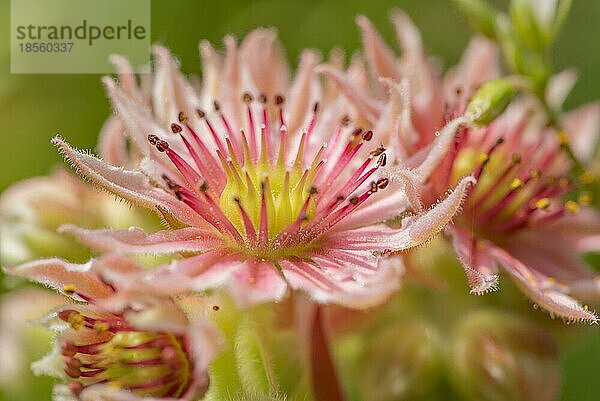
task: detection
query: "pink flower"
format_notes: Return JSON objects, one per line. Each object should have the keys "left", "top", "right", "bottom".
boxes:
{"left": 51, "top": 30, "right": 473, "bottom": 309}
{"left": 6, "top": 255, "right": 221, "bottom": 401}
{"left": 349, "top": 14, "right": 600, "bottom": 322}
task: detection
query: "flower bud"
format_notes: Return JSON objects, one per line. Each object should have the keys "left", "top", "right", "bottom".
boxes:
{"left": 449, "top": 310, "right": 560, "bottom": 401}
{"left": 466, "top": 79, "right": 516, "bottom": 124}
{"left": 358, "top": 320, "right": 442, "bottom": 401}
{"left": 510, "top": 0, "right": 571, "bottom": 51}
{"left": 452, "top": 0, "right": 498, "bottom": 38}
{"left": 50, "top": 308, "right": 199, "bottom": 399}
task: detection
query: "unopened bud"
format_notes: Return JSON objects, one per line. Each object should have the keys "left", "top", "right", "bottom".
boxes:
{"left": 453, "top": 0, "right": 498, "bottom": 38}
{"left": 466, "top": 79, "right": 516, "bottom": 125}
{"left": 358, "top": 320, "right": 442, "bottom": 401}
{"left": 449, "top": 310, "right": 560, "bottom": 401}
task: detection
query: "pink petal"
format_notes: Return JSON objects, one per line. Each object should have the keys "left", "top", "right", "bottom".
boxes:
{"left": 356, "top": 15, "right": 399, "bottom": 81}
{"left": 412, "top": 116, "right": 468, "bottom": 182}
{"left": 52, "top": 137, "right": 204, "bottom": 227}
{"left": 59, "top": 225, "right": 221, "bottom": 254}
{"left": 240, "top": 28, "right": 290, "bottom": 102}
{"left": 149, "top": 251, "right": 241, "bottom": 293}
{"left": 489, "top": 246, "right": 598, "bottom": 323}
{"left": 563, "top": 102, "right": 600, "bottom": 163}
{"left": 97, "top": 117, "right": 130, "bottom": 167}
{"left": 316, "top": 64, "right": 382, "bottom": 125}
{"left": 287, "top": 49, "right": 321, "bottom": 134}
{"left": 329, "top": 175, "right": 475, "bottom": 252}
{"left": 151, "top": 45, "right": 201, "bottom": 127}
{"left": 228, "top": 260, "right": 288, "bottom": 307}
{"left": 450, "top": 227, "right": 499, "bottom": 294}
{"left": 4, "top": 258, "right": 114, "bottom": 301}
{"left": 546, "top": 68, "right": 577, "bottom": 110}
{"left": 280, "top": 255, "right": 401, "bottom": 309}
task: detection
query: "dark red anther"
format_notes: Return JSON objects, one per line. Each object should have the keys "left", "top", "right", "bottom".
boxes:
{"left": 258, "top": 93, "right": 267, "bottom": 104}
{"left": 171, "top": 123, "right": 182, "bottom": 133}
{"left": 370, "top": 181, "right": 378, "bottom": 193}
{"left": 351, "top": 127, "right": 363, "bottom": 137}
{"left": 377, "top": 178, "right": 389, "bottom": 190}
{"left": 362, "top": 130, "right": 373, "bottom": 141}
{"left": 275, "top": 94, "right": 285, "bottom": 105}
{"left": 147, "top": 134, "right": 159, "bottom": 145}
{"left": 370, "top": 145, "right": 386, "bottom": 157}
{"left": 174, "top": 190, "right": 184, "bottom": 200}
{"left": 349, "top": 196, "right": 359, "bottom": 205}
{"left": 336, "top": 194, "right": 345, "bottom": 202}
{"left": 309, "top": 185, "right": 319, "bottom": 195}
{"left": 196, "top": 109, "right": 206, "bottom": 119}
{"left": 155, "top": 140, "right": 170, "bottom": 152}
{"left": 213, "top": 100, "right": 221, "bottom": 111}
{"left": 198, "top": 181, "right": 209, "bottom": 193}
{"left": 377, "top": 153, "right": 387, "bottom": 167}
{"left": 340, "top": 115, "right": 351, "bottom": 126}
{"left": 313, "top": 102, "right": 320, "bottom": 113}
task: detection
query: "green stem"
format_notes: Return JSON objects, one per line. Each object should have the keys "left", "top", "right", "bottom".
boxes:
{"left": 310, "top": 306, "right": 346, "bottom": 401}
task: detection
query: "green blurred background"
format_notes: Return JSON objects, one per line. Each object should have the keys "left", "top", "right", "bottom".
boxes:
{"left": 0, "top": 0, "right": 598, "bottom": 400}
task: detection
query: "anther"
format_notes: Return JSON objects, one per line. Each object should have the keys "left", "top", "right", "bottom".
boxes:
{"left": 63, "top": 284, "right": 76, "bottom": 294}
{"left": 171, "top": 123, "right": 183, "bottom": 133}
{"left": 309, "top": 185, "right": 319, "bottom": 195}
{"left": 362, "top": 130, "right": 373, "bottom": 141}
{"left": 313, "top": 102, "right": 320, "bottom": 113}
{"left": 178, "top": 111, "right": 188, "bottom": 124}
{"left": 370, "top": 145, "right": 386, "bottom": 157}
{"left": 349, "top": 196, "right": 360, "bottom": 205}
{"left": 212, "top": 305, "right": 220, "bottom": 311}
{"left": 509, "top": 178, "right": 523, "bottom": 191}
{"left": 370, "top": 181, "right": 378, "bottom": 193}
{"left": 376, "top": 178, "right": 389, "bottom": 189}
{"left": 565, "top": 200, "right": 580, "bottom": 214}
{"left": 534, "top": 198, "right": 551, "bottom": 210}
{"left": 147, "top": 134, "right": 159, "bottom": 145}
{"left": 258, "top": 93, "right": 267, "bottom": 104}
{"left": 196, "top": 109, "right": 206, "bottom": 119}
{"left": 530, "top": 168, "right": 541, "bottom": 178}
{"left": 213, "top": 100, "right": 221, "bottom": 111}
{"left": 242, "top": 92, "right": 253, "bottom": 103}
{"left": 198, "top": 181, "right": 209, "bottom": 193}
{"left": 377, "top": 153, "right": 387, "bottom": 167}
{"left": 351, "top": 127, "right": 363, "bottom": 137}
{"left": 336, "top": 194, "right": 345, "bottom": 202}
{"left": 275, "top": 94, "right": 285, "bottom": 105}
{"left": 340, "top": 115, "right": 351, "bottom": 126}
{"left": 512, "top": 153, "right": 522, "bottom": 164}
{"left": 155, "top": 140, "right": 170, "bottom": 152}
{"left": 174, "top": 190, "right": 184, "bottom": 200}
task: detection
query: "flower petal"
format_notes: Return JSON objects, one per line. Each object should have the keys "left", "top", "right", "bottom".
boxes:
{"left": 356, "top": 15, "right": 399, "bottom": 82}
{"left": 228, "top": 260, "right": 288, "bottom": 307}
{"left": 52, "top": 137, "right": 204, "bottom": 227}
{"left": 59, "top": 225, "right": 220, "bottom": 254}
{"left": 489, "top": 246, "right": 598, "bottom": 323}
{"left": 4, "top": 258, "right": 114, "bottom": 301}
{"left": 337, "top": 175, "right": 475, "bottom": 253}
{"left": 450, "top": 227, "right": 499, "bottom": 294}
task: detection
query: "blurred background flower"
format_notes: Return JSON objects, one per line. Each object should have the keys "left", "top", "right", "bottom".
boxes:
{"left": 1, "top": 1, "right": 598, "bottom": 400}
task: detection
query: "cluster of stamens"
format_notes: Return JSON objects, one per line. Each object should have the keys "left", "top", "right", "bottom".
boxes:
{"left": 446, "top": 132, "right": 583, "bottom": 236}
{"left": 147, "top": 93, "right": 389, "bottom": 259}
